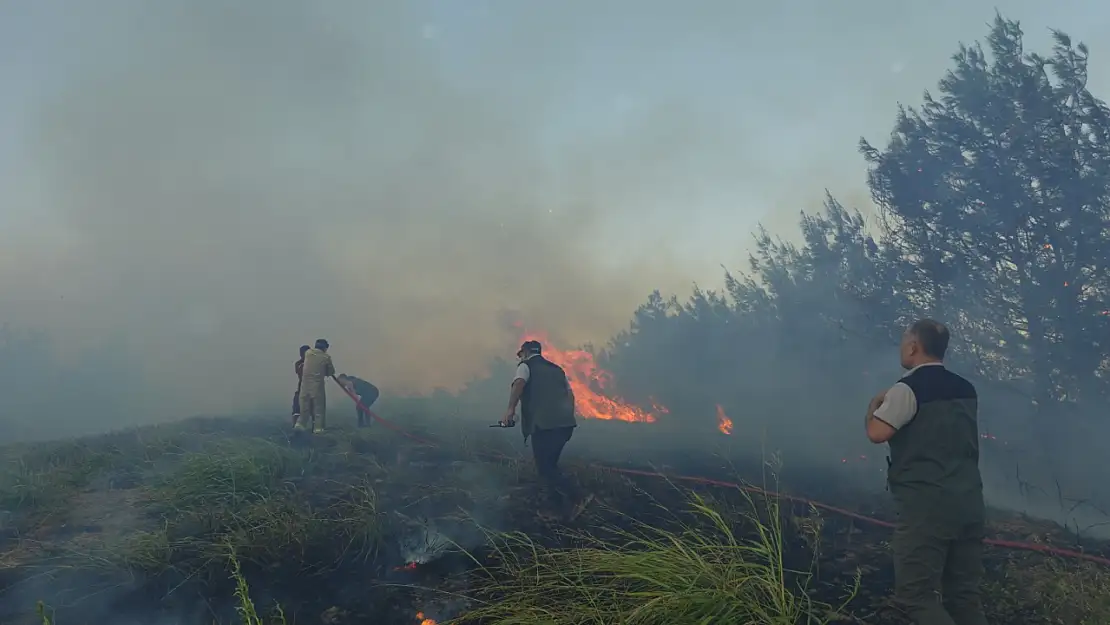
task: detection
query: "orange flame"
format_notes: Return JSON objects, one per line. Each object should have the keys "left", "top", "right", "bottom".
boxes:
{"left": 415, "top": 612, "right": 437, "bottom": 625}
{"left": 393, "top": 562, "right": 418, "bottom": 571}
{"left": 716, "top": 404, "right": 733, "bottom": 435}
{"left": 520, "top": 330, "right": 667, "bottom": 423}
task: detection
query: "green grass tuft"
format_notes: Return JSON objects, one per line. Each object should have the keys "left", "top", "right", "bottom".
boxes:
{"left": 460, "top": 488, "right": 858, "bottom": 625}
{"left": 229, "top": 549, "right": 288, "bottom": 625}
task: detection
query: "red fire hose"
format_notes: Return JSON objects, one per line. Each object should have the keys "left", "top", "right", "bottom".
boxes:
{"left": 331, "top": 379, "right": 1110, "bottom": 567}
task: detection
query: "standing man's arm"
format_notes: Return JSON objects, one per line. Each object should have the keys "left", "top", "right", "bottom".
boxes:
{"left": 865, "top": 382, "right": 916, "bottom": 444}
{"left": 325, "top": 356, "right": 336, "bottom": 379}
{"left": 501, "top": 362, "right": 530, "bottom": 426}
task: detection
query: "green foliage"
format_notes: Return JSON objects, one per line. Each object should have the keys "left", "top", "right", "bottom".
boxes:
{"left": 152, "top": 438, "right": 300, "bottom": 511}
{"left": 860, "top": 13, "right": 1110, "bottom": 406}
{"left": 65, "top": 435, "right": 389, "bottom": 584}
{"left": 461, "top": 489, "right": 858, "bottom": 625}
{"left": 12, "top": 11, "right": 1110, "bottom": 625}
{"left": 584, "top": 15, "right": 1110, "bottom": 473}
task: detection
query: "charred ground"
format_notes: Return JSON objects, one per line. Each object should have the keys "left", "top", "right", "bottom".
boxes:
{"left": 1, "top": 409, "right": 1108, "bottom": 625}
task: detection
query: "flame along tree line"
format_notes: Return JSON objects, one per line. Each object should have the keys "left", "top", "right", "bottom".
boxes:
{"left": 513, "top": 329, "right": 736, "bottom": 434}
{"left": 603, "top": 16, "right": 1110, "bottom": 428}
{"left": 466, "top": 16, "right": 1110, "bottom": 458}
{"left": 1, "top": 15, "right": 1107, "bottom": 448}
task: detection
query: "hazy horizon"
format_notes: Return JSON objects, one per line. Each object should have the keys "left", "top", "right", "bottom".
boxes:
{"left": 2, "top": 0, "right": 1108, "bottom": 428}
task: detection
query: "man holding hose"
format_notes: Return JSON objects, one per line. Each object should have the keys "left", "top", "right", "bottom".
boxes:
{"left": 338, "top": 373, "right": 380, "bottom": 428}
{"left": 297, "top": 339, "right": 335, "bottom": 434}
{"left": 865, "top": 319, "right": 987, "bottom": 625}
{"left": 501, "top": 340, "right": 578, "bottom": 511}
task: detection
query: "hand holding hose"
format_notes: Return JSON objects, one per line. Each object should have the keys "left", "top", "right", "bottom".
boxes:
{"left": 492, "top": 408, "right": 517, "bottom": 428}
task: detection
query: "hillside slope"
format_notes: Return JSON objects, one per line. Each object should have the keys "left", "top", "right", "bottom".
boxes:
{"left": 1, "top": 413, "right": 1108, "bottom": 625}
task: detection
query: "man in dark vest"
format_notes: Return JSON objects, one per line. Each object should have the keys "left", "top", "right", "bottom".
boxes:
{"left": 865, "top": 319, "right": 987, "bottom": 625}
{"left": 337, "top": 373, "right": 380, "bottom": 428}
{"left": 500, "top": 340, "right": 578, "bottom": 503}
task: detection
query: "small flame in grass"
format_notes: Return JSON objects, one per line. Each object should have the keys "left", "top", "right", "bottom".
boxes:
{"left": 716, "top": 404, "right": 733, "bottom": 435}
{"left": 393, "top": 562, "right": 417, "bottom": 572}
{"left": 416, "top": 612, "right": 437, "bottom": 625}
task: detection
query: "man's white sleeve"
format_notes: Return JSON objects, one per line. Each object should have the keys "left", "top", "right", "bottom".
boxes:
{"left": 513, "top": 362, "right": 530, "bottom": 383}
{"left": 872, "top": 382, "right": 917, "bottom": 430}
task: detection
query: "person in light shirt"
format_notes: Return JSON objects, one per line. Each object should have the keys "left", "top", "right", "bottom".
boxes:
{"left": 500, "top": 340, "right": 578, "bottom": 509}
{"left": 865, "top": 319, "right": 987, "bottom": 625}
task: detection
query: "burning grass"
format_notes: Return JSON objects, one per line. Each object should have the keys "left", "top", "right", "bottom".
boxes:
{"left": 1, "top": 413, "right": 1110, "bottom": 624}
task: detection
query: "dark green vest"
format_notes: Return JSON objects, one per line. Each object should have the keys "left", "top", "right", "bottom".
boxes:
{"left": 887, "top": 365, "right": 984, "bottom": 520}
{"left": 519, "top": 355, "right": 577, "bottom": 437}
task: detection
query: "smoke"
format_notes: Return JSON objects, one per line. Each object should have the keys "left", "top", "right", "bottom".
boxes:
{"left": 0, "top": 1, "right": 698, "bottom": 432}
{"left": 2, "top": 0, "right": 1096, "bottom": 437}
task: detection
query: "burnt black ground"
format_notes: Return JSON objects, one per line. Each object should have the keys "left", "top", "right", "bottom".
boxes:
{"left": 1, "top": 413, "right": 1108, "bottom": 625}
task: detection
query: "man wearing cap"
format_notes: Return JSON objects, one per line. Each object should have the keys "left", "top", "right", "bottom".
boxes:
{"left": 500, "top": 340, "right": 578, "bottom": 504}
{"left": 297, "top": 339, "right": 335, "bottom": 434}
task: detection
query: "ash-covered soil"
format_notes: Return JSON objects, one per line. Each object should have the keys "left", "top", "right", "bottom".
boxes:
{"left": 1, "top": 413, "right": 1108, "bottom": 625}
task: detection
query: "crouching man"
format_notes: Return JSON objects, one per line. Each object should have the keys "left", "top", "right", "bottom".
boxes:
{"left": 500, "top": 340, "right": 578, "bottom": 509}
{"left": 338, "top": 373, "right": 380, "bottom": 428}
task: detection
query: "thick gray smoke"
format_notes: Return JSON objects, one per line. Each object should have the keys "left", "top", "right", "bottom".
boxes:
{"left": 1, "top": 0, "right": 1102, "bottom": 438}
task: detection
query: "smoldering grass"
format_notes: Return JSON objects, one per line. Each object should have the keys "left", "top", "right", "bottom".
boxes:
{"left": 150, "top": 439, "right": 301, "bottom": 512}
{"left": 457, "top": 487, "right": 858, "bottom": 625}
{"left": 988, "top": 555, "right": 1110, "bottom": 624}
{"left": 0, "top": 429, "right": 194, "bottom": 533}
{"left": 35, "top": 438, "right": 388, "bottom": 596}
{"left": 213, "top": 477, "right": 386, "bottom": 572}
{"left": 94, "top": 486, "right": 386, "bottom": 580}
{"left": 0, "top": 461, "right": 70, "bottom": 513}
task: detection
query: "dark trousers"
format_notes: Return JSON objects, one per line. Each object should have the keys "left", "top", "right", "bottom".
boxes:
{"left": 291, "top": 390, "right": 301, "bottom": 425}
{"left": 354, "top": 392, "right": 378, "bottom": 427}
{"left": 893, "top": 512, "right": 989, "bottom": 625}
{"left": 531, "top": 426, "right": 574, "bottom": 484}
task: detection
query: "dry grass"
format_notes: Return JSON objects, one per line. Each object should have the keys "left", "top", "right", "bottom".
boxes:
{"left": 94, "top": 438, "right": 387, "bottom": 580}
{"left": 986, "top": 556, "right": 1110, "bottom": 625}
{"left": 458, "top": 483, "right": 859, "bottom": 625}
{"left": 3, "top": 415, "right": 1110, "bottom": 624}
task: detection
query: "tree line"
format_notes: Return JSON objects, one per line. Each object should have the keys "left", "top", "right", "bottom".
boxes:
{"left": 601, "top": 16, "right": 1109, "bottom": 442}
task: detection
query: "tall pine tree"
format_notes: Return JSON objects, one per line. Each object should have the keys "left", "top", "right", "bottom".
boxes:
{"left": 860, "top": 14, "right": 1110, "bottom": 411}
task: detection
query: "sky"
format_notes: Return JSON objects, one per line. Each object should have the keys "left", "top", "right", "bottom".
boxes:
{"left": 1, "top": 0, "right": 1107, "bottom": 423}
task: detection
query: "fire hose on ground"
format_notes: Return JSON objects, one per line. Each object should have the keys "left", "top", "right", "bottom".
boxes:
{"left": 330, "top": 377, "right": 1110, "bottom": 568}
